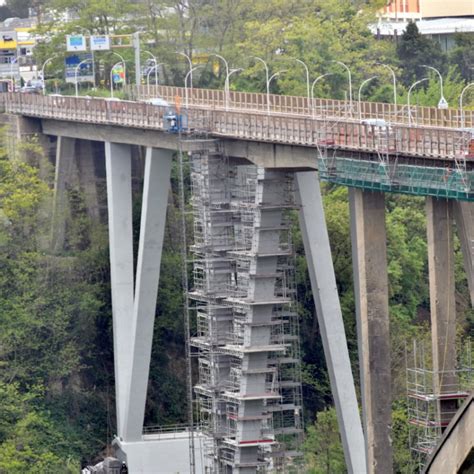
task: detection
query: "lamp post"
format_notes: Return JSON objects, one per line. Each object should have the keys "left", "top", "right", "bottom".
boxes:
{"left": 177, "top": 52, "right": 193, "bottom": 89}
{"left": 311, "top": 73, "right": 333, "bottom": 118}
{"left": 267, "top": 70, "right": 286, "bottom": 114}
{"left": 147, "top": 63, "right": 164, "bottom": 94}
{"left": 422, "top": 65, "right": 448, "bottom": 109}
{"left": 9, "top": 57, "right": 18, "bottom": 89}
{"left": 40, "top": 56, "right": 55, "bottom": 95}
{"left": 289, "top": 57, "right": 310, "bottom": 107}
{"left": 225, "top": 68, "right": 243, "bottom": 111}
{"left": 185, "top": 65, "right": 203, "bottom": 108}
{"left": 143, "top": 50, "right": 158, "bottom": 87}
{"left": 75, "top": 58, "right": 92, "bottom": 97}
{"left": 407, "top": 78, "right": 429, "bottom": 126}
{"left": 111, "top": 51, "right": 126, "bottom": 86}
{"left": 358, "top": 76, "right": 378, "bottom": 121}
{"left": 253, "top": 56, "right": 270, "bottom": 114}
{"left": 332, "top": 60, "right": 353, "bottom": 115}
{"left": 459, "top": 82, "right": 474, "bottom": 129}
{"left": 110, "top": 61, "right": 124, "bottom": 98}
{"left": 377, "top": 63, "right": 397, "bottom": 116}
{"left": 211, "top": 54, "right": 230, "bottom": 108}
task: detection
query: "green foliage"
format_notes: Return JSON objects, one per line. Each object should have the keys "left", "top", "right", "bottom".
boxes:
{"left": 304, "top": 408, "right": 345, "bottom": 474}
{"left": 396, "top": 22, "right": 446, "bottom": 86}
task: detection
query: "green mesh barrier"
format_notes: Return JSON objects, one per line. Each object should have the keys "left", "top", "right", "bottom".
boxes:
{"left": 318, "top": 157, "right": 474, "bottom": 201}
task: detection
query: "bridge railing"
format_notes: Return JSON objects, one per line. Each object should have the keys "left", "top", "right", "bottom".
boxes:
{"left": 131, "top": 84, "right": 474, "bottom": 130}
{"left": 2, "top": 92, "right": 473, "bottom": 161}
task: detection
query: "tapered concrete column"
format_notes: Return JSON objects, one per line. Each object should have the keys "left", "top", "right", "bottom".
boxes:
{"left": 296, "top": 172, "right": 366, "bottom": 474}
{"left": 349, "top": 188, "right": 392, "bottom": 474}
{"left": 76, "top": 139, "right": 100, "bottom": 222}
{"left": 453, "top": 201, "right": 474, "bottom": 307}
{"left": 426, "top": 198, "right": 457, "bottom": 425}
{"left": 105, "top": 142, "right": 135, "bottom": 438}
{"left": 122, "top": 148, "right": 172, "bottom": 441}
{"left": 51, "top": 136, "right": 76, "bottom": 252}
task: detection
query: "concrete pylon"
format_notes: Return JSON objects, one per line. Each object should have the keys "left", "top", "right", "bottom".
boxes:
{"left": 349, "top": 188, "right": 392, "bottom": 474}
{"left": 426, "top": 198, "right": 457, "bottom": 425}
{"left": 453, "top": 201, "right": 474, "bottom": 308}
{"left": 105, "top": 143, "right": 173, "bottom": 443}
{"left": 297, "top": 173, "right": 367, "bottom": 474}
{"left": 51, "top": 136, "right": 76, "bottom": 253}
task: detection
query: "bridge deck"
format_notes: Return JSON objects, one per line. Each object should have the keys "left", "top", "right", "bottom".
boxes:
{"left": 2, "top": 90, "right": 473, "bottom": 200}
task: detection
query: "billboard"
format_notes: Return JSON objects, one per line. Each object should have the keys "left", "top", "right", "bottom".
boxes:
{"left": 90, "top": 35, "right": 110, "bottom": 51}
{"left": 111, "top": 63, "right": 125, "bottom": 84}
{"left": 66, "top": 34, "right": 86, "bottom": 52}
{"left": 65, "top": 53, "right": 94, "bottom": 83}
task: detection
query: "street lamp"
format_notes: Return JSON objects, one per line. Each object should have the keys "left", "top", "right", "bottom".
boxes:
{"left": 9, "top": 57, "right": 18, "bottom": 88}
{"left": 459, "top": 82, "right": 474, "bottom": 129}
{"left": 110, "top": 61, "right": 124, "bottom": 98}
{"left": 111, "top": 51, "right": 126, "bottom": 86}
{"left": 147, "top": 63, "right": 164, "bottom": 92}
{"left": 311, "top": 73, "right": 333, "bottom": 118}
{"left": 40, "top": 56, "right": 55, "bottom": 95}
{"left": 210, "top": 54, "right": 230, "bottom": 108}
{"left": 177, "top": 52, "right": 193, "bottom": 88}
{"left": 289, "top": 57, "right": 310, "bottom": 106}
{"left": 332, "top": 60, "right": 353, "bottom": 115}
{"left": 253, "top": 56, "right": 270, "bottom": 114}
{"left": 358, "top": 76, "right": 378, "bottom": 121}
{"left": 407, "top": 78, "right": 429, "bottom": 126}
{"left": 75, "top": 58, "right": 92, "bottom": 97}
{"left": 185, "top": 65, "right": 203, "bottom": 108}
{"left": 422, "top": 65, "right": 448, "bottom": 109}
{"left": 225, "top": 68, "right": 243, "bottom": 111}
{"left": 377, "top": 63, "right": 397, "bottom": 116}
{"left": 143, "top": 50, "right": 158, "bottom": 87}
{"left": 267, "top": 70, "right": 286, "bottom": 114}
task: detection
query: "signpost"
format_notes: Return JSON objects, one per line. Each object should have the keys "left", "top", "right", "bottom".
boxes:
{"left": 66, "top": 35, "right": 86, "bottom": 52}
{"left": 65, "top": 53, "right": 94, "bottom": 84}
{"left": 90, "top": 35, "right": 110, "bottom": 51}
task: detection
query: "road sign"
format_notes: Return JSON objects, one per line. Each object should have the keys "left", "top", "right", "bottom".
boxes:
{"left": 438, "top": 97, "right": 449, "bottom": 110}
{"left": 66, "top": 35, "right": 86, "bottom": 52}
{"left": 91, "top": 35, "right": 110, "bottom": 51}
{"left": 65, "top": 53, "right": 94, "bottom": 83}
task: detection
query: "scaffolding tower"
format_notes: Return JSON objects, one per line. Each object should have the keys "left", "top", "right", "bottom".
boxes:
{"left": 189, "top": 150, "right": 303, "bottom": 473}
{"left": 406, "top": 339, "right": 474, "bottom": 472}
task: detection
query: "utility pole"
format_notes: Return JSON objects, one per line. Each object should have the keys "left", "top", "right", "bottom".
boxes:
{"left": 133, "top": 32, "right": 141, "bottom": 86}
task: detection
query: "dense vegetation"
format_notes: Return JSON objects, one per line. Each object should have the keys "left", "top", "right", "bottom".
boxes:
{"left": 0, "top": 0, "right": 473, "bottom": 472}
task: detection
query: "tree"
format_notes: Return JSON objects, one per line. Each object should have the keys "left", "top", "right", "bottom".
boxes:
{"left": 304, "top": 408, "right": 345, "bottom": 474}
{"left": 396, "top": 22, "right": 446, "bottom": 86}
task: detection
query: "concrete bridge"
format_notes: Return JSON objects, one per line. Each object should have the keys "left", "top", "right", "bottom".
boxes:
{"left": 1, "top": 87, "right": 473, "bottom": 473}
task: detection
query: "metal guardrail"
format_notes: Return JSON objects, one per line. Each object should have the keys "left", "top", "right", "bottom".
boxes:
{"left": 132, "top": 84, "right": 474, "bottom": 130}
{"left": 1, "top": 92, "right": 473, "bottom": 161}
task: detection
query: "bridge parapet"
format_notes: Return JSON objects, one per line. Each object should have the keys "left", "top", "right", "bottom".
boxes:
{"left": 131, "top": 84, "right": 474, "bottom": 129}
{"left": 2, "top": 92, "right": 473, "bottom": 164}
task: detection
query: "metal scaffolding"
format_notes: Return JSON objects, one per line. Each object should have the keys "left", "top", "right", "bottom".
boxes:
{"left": 406, "top": 339, "right": 473, "bottom": 472}
{"left": 189, "top": 151, "right": 303, "bottom": 473}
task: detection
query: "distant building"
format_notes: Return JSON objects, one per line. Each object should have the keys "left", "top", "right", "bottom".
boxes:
{"left": 0, "top": 17, "right": 36, "bottom": 83}
{"left": 374, "top": 1, "right": 474, "bottom": 51}
{"left": 380, "top": 0, "right": 474, "bottom": 21}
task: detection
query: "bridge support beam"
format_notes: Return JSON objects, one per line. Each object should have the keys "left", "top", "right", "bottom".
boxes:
{"left": 105, "top": 142, "right": 135, "bottom": 437}
{"left": 426, "top": 198, "right": 457, "bottom": 425}
{"left": 349, "top": 189, "right": 392, "bottom": 474}
{"left": 122, "top": 147, "right": 172, "bottom": 441}
{"left": 105, "top": 143, "right": 172, "bottom": 447}
{"left": 296, "top": 172, "right": 367, "bottom": 474}
{"left": 453, "top": 201, "right": 474, "bottom": 308}
{"left": 51, "top": 136, "right": 76, "bottom": 252}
